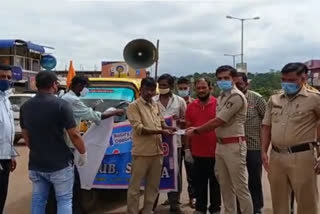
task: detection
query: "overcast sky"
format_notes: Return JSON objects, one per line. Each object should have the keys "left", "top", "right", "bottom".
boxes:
{"left": 2, "top": 0, "right": 320, "bottom": 76}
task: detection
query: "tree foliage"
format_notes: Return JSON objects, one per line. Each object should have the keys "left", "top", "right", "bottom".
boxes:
{"left": 177, "top": 70, "right": 282, "bottom": 100}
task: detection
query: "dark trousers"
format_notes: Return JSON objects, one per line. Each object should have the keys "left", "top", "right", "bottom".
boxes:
{"left": 247, "top": 150, "right": 263, "bottom": 213}
{"left": 0, "top": 160, "right": 10, "bottom": 214}
{"left": 181, "top": 149, "right": 196, "bottom": 200}
{"left": 167, "top": 148, "right": 182, "bottom": 206}
{"left": 193, "top": 157, "right": 221, "bottom": 213}
{"left": 46, "top": 166, "right": 83, "bottom": 214}
{"left": 236, "top": 150, "right": 264, "bottom": 214}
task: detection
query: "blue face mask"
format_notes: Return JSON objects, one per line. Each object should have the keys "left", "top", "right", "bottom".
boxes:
{"left": 217, "top": 80, "right": 233, "bottom": 91}
{"left": 281, "top": 82, "right": 300, "bottom": 95}
{"left": 0, "top": 80, "right": 11, "bottom": 92}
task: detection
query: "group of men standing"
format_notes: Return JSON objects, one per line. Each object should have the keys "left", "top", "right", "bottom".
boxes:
{"left": 1, "top": 62, "right": 320, "bottom": 214}
{"left": 126, "top": 65, "right": 266, "bottom": 214}
{"left": 126, "top": 62, "right": 320, "bottom": 214}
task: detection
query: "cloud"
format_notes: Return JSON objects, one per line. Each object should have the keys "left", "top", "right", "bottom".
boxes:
{"left": 1, "top": 0, "right": 319, "bottom": 75}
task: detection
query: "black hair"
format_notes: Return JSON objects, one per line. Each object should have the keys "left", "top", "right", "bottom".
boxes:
{"left": 157, "top": 73, "right": 174, "bottom": 87}
{"left": 141, "top": 77, "right": 157, "bottom": 89}
{"left": 71, "top": 76, "right": 89, "bottom": 88}
{"left": 194, "top": 77, "right": 211, "bottom": 87}
{"left": 36, "top": 71, "right": 58, "bottom": 89}
{"left": 236, "top": 72, "right": 248, "bottom": 83}
{"left": 177, "top": 77, "right": 190, "bottom": 85}
{"left": 216, "top": 65, "right": 237, "bottom": 77}
{"left": 281, "top": 63, "right": 308, "bottom": 75}
{"left": 0, "top": 64, "right": 12, "bottom": 71}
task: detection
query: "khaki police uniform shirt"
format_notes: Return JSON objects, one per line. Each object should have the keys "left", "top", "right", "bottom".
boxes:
{"left": 262, "top": 86, "right": 320, "bottom": 148}
{"left": 216, "top": 86, "right": 247, "bottom": 138}
{"left": 127, "top": 97, "right": 164, "bottom": 156}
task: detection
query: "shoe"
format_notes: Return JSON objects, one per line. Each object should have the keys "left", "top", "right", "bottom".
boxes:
{"left": 189, "top": 198, "right": 196, "bottom": 209}
{"left": 161, "top": 199, "right": 170, "bottom": 206}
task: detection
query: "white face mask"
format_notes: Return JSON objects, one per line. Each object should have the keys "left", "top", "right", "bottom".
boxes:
{"left": 159, "top": 88, "right": 170, "bottom": 95}
{"left": 80, "top": 87, "right": 89, "bottom": 97}
{"left": 178, "top": 89, "right": 190, "bottom": 97}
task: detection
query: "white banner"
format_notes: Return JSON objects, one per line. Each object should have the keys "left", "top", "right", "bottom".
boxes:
{"left": 76, "top": 117, "right": 114, "bottom": 190}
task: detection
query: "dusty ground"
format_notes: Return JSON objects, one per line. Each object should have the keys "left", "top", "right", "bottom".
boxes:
{"left": 4, "top": 145, "right": 318, "bottom": 214}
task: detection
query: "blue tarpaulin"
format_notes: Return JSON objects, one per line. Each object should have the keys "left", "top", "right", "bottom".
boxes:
{"left": 0, "top": 39, "right": 45, "bottom": 53}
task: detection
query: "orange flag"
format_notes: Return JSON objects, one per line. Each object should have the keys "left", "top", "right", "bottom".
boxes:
{"left": 66, "top": 60, "right": 76, "bottom": 88}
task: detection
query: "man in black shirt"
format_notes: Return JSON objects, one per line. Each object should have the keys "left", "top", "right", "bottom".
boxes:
{"left": 20, "top": 71, "right": 86, "bottom": 214}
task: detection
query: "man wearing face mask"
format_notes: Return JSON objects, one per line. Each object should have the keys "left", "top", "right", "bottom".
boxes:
{"left": 177, "top": 77, "right": 194, "bottom": 105}
{"left": 176, "top": 77, "right": 196, "bottom": 208}
{"left": 154, "top": 74, "right": 186, "bottom": 213}
{"left": 45, "top": 75, "right": 124, "bottom": 214}
{"left": 185, "top": 78, "right": 221, "bottom": 214}
{"left": 186, "top": 65, "right": 253, "bottom": 214}
{"left": 261, "top": 63, "right": 320, "bottom": 214}
{"left": 61, "top": 76, "right": 124, "bottom": 129}
{"left": 235, "top": 73, "right": 266, "bottom": 214}
{"left": 0, "top": 64, "right": 18, "bottom": 214}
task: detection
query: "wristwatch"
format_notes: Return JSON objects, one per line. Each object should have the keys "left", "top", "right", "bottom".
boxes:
{"left": 193, "top": 128, "right": 200, "bottom": 135}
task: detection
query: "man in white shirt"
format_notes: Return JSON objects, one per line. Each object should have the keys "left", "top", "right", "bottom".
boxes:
{"left": 0, "top": 64, "right": 17, "bottom": 214}
{"left": 153, "top": 74, "right": 187, "bottom": 213}
{"left": 46, "top": 76, "right": 123, "bottom": 214}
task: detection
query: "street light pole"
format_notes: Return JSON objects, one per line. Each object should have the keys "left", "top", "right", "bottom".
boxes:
{"left": 241, "top": 19, "right": 244, "bottom": 66}
{"left": 226, "top": 15, "right": 260, "bottom": 72}
{"left": 224, "top": 54, "right": 241, "bottom": 68}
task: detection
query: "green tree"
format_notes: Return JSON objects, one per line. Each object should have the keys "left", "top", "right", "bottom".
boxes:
{"left": 249, "top": 71, "right": 281, "bottom": 99}
{"left": 176, "top": 70, "right": 282, "bottom": 100}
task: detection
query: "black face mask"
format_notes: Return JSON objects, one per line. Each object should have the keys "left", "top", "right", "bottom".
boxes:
{"left": 197, "top": 93, "right": 210, "bottom": 102}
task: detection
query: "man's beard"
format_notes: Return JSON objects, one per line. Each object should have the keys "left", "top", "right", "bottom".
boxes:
{"left": 236, "top": 84, "right": 247, "bottom": 94}
{"left": 197, "top": 93, "right": 210, "bottom": 101}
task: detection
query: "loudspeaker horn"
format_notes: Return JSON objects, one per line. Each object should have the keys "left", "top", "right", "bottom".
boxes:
{"left": 123, "top": 39, "right": 158, "bottom": 69}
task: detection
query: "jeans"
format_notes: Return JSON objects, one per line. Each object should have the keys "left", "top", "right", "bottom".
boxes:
{"left": 0, "top": 160, "right": 11, "bottom": 214}
{"left": 46, "top": 166, "right": 83, "bottom": 214}
{"left": 29, "top": 165, "right": 74, "bottom": 214}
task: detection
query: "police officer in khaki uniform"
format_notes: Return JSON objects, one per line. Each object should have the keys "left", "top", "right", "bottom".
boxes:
{"left": 187, "top": 65, "right": 253, "bottom": 214}
{"left": 261, "top": 62, "right": 320, "bottom": 214}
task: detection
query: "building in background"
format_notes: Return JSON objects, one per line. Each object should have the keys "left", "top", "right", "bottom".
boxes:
{"left": 55, "top": 70, "right": 101, "bottom": 78}
{"left": 0, "top": 39, "right": 54, "bottom": 92}
{"left": 305, "top": 59, "right": 320, "bottom": 89}
{"left": 101, "top": 61, "right": 147, "bottom": 78}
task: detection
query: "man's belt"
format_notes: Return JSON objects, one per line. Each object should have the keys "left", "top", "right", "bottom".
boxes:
{"left": 218, "top": 136, "right": 246, "bottom": 144}
{"left": 272, "top": 142, "right": 315, "bottom": 154}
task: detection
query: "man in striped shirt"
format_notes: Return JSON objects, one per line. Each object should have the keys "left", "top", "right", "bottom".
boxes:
{"left": 235, "top": 72, "right": 266, "bottom": 214}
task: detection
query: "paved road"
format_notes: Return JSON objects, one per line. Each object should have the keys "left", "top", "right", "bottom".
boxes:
{"left": 4, "top": 145, "right": 319, "bottom": 214}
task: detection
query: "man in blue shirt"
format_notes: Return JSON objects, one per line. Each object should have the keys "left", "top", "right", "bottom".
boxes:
{"left": 0, "top": 64, "right": 18, "bottom": 214}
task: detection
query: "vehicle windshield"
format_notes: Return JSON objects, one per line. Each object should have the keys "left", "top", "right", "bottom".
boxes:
{"left": 81, "top": 87, "right": 135, "bottom": 122}
{"left": 9, "top": 96, "right": 33, "bottom": 112}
